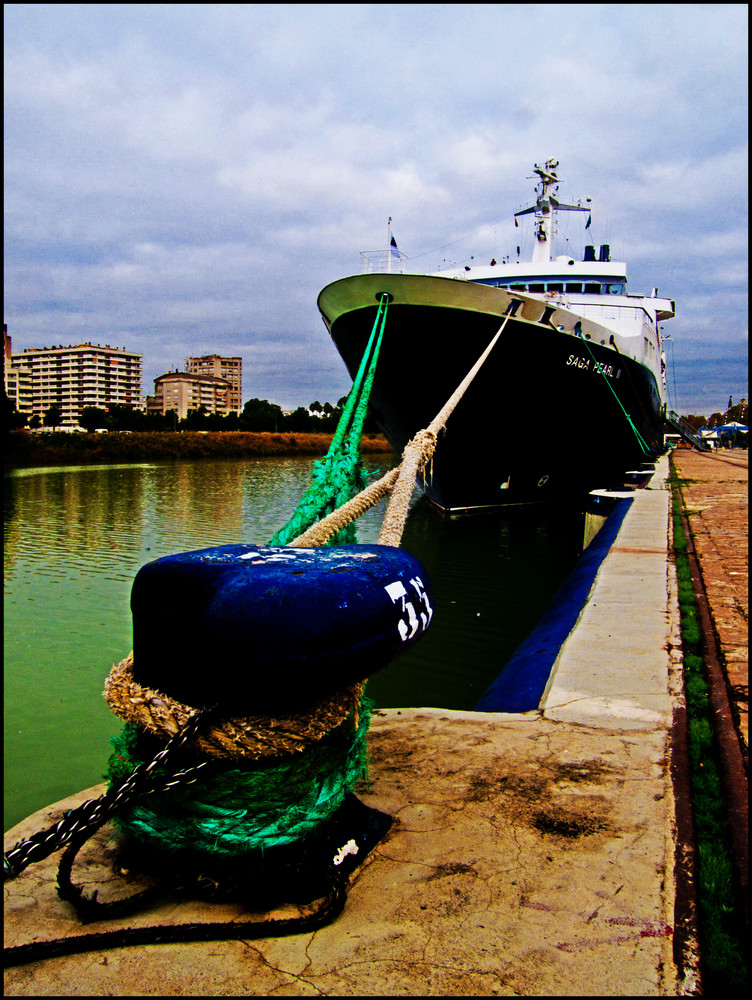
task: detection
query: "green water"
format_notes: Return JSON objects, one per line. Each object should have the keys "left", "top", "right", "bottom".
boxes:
{"left": 4, "top": 456, "right": 582, "bottom": 831}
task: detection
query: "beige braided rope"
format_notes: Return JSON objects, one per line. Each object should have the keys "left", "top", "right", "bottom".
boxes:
{"left": 290, "top": 466, "right": 401, "bottom": 548}
{"left": 377, "top": 429, "right": 438, "bottom": 547}
{"left": 104, "top": 653, "right": 364, "bottom": 760}
{"left": 377, "top": 310, "right": 513, "bottom": 547}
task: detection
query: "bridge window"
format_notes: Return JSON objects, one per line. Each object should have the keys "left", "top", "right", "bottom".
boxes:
{"left": 565, "top": 282, "right": 583, "bottom": 293}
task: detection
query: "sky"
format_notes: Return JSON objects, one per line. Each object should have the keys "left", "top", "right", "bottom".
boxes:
{"left": 4, "top": 3, "right": 748, "bottom": 417}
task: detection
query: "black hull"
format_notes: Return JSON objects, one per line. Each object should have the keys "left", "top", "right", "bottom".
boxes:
{"left": 321, "top": 279, "right": 665, "bottom": 512}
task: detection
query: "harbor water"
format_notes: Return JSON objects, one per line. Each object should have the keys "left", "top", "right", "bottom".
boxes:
{"left": 4, "top": 455, "right": 583, "bottom": 831}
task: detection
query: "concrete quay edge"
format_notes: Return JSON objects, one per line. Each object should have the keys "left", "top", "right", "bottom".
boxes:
{"left": 541, "top": 454, "right": 677, "bottom": 729}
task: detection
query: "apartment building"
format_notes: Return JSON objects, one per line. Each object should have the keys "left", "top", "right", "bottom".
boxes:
{"left": 146, "top": 371, "right": 231, "bottom": 421}
{"left": 5, "top": 336, "right": 143, "bottom": 427}
{"left": 184, "top": 355, "right": 242, "bottom": 413}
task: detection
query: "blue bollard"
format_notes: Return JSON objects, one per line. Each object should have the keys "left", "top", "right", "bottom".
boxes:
{"left": 130, "top": 544, "right": 433, "bottom": 712}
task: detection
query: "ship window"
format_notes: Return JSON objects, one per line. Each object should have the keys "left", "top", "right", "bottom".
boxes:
{"left": 510, "top": 284, "right": 527, "bottom": 291}
{"left": 528, "top": 283, "right": 545, "bottom": 292}
{"left": 607, "top": 283, "right": 624, "bottom": 294}
{"left": 547, "top": 283, "right": 564, "bottom": 292}
{"left": 565, "top": 282, "right": 583, "bottom": 293}
{"left": 584, "top": 283, "right": 601, "bottom": 293}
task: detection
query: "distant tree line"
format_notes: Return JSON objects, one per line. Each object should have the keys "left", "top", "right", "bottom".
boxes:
{"left": 3, "top": 395, "right": 380, "bottom": 435}
{"left": 7, "top": 392, "right": 746, "bottom": 438}
{"left": 680, "top": 399, "right": 748, "bottom": 432}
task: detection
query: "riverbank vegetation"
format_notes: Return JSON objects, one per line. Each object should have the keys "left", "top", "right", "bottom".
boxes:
{"left": 4, "top": 429, "right": 393, "bottom": 469}
{"left": 5, "top": 394, "right": 378, "bottom": 435}
{"left": 3, "top": 392, "right": 395, "bottom": 468}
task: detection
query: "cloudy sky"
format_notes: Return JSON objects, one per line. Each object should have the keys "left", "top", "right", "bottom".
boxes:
{"left": 4, "top": 3, "right": 748, "bottom": 416}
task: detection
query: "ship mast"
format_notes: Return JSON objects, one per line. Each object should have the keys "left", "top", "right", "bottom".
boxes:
{"left": 514, "top": 159, "right": 590, "bottom": 263}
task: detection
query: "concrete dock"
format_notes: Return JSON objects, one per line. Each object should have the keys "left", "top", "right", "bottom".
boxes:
{"left": 4, "top": 451, "right": 746, "bottom": 996}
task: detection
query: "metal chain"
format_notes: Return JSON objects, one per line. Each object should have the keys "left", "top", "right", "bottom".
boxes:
{"left": 3, "top": 707, "right": 214, "bottom": 882}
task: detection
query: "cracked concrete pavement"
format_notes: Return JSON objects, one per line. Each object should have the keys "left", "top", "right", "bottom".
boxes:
{"left": 3, "top": 713, "right": 681, "bottom": 996}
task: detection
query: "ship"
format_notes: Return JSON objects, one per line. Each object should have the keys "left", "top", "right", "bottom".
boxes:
{"left": 317, "top": 159, "right": 675, "bottom": 513}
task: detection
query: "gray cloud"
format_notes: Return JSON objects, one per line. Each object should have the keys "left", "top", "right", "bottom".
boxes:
{"left": 4, "top": 3, "right": 748, "bottom": 413}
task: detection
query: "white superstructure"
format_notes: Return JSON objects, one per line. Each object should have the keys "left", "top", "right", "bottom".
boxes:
{"left": 432, "top": 159, "right": 675, "bottom": 394}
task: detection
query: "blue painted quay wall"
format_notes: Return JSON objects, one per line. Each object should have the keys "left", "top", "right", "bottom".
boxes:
{"left": 475, "top": 498, "right": 633, "bottom": 712}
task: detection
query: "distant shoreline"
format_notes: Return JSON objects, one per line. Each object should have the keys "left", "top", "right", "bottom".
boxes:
{"left": 4, "top": 430, "right": 395, "bottom": 469}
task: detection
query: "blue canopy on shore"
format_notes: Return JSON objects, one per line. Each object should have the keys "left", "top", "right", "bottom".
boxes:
{"left": 700, "top": 423, "right": 747, "bottom": 434}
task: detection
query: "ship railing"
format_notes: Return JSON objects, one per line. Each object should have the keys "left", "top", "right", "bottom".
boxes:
{"left": 666, "top": 410, "right": 711, "bottom": 451}
{"left": 360, "top": 249, "right": 408, "bottom": 274}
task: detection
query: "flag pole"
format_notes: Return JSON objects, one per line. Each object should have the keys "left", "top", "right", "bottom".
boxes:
{"left": 387, "top": 217, "right": 392, "bottom": 273}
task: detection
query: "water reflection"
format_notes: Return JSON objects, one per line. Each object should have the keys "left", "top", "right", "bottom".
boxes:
{"left": 368, "top": 501, "right": 583, "bottom": 710}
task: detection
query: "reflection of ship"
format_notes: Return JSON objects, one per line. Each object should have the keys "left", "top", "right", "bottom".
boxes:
{"left": 318, "top": 160, "right": 675, "bottom": 513}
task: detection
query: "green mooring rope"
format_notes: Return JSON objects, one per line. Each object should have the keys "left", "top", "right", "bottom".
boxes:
{"left": 575, "top": 323, "right": 652, "bottom": 455}
{"left": 268, "top": 294, "right": 390, "bottom": 546}
{"left": 105, "top": 694, "right": 373, "bottom": 856}
{"left": 100, "top": 300, "right": 389, "bottom": 861}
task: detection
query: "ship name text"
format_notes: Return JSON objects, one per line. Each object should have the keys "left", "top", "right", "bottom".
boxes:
{"left": 566, "top": 355, "right": 621, "bottom": 378}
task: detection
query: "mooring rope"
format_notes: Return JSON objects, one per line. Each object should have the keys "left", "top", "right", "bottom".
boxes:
{"left": 268, "top": 293, "right": 390, "bottom": 546}
{"left": 292, "top": 304, "right": 515, "bottom": 550}
{"left": 7, "top": 859, "right": 349, "bottom": 967}
{"left": 377, "top": 305, "right": 513, "bottom": 545}
{"left": 104, "top": 653, "right": 364, "bottom": 759}
{"left": 574, "top": 323, "right": 652, "bottom": 455}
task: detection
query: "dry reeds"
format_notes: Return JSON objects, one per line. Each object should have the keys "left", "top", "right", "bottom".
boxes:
{"left": 5, "top": 430, "right": 394, "bottom": 468}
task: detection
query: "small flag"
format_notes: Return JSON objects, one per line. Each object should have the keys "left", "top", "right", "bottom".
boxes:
{"left": 514, "top": 217, "right": 519, "bottom": 228}
{"left": 390, "top": 235, "right": 398, "bottom": 248}
{"left": 585, "top": 214, "right": 592, "bottom": 229}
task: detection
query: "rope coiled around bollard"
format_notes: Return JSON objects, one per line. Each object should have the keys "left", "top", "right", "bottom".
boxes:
{"left": 104, "top": 690, "right": 373, "bottom": 856}
{"left": 104, "top": 653, "right": 365, "bottom": 760}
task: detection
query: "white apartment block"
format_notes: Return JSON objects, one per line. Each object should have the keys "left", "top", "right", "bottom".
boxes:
{"left": 184, "top": 355, "right": 242, "bottom": 413}
{"left": 146, "top": 371, "right": 231, "bottom": 421}
{"left": 5, "top": 337, "right": 143, "bottom": 427}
